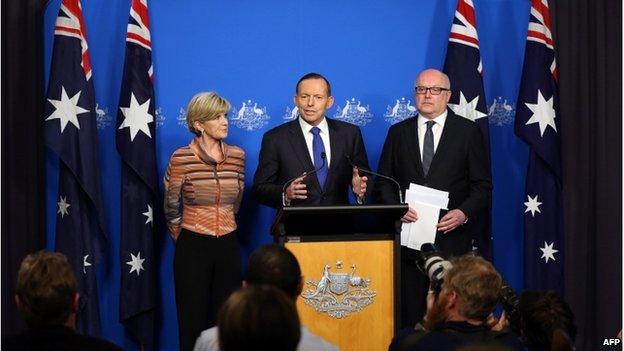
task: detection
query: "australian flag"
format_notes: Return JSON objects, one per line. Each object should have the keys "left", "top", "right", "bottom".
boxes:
{"left": 43, "top": 0, "right": 107, "bottom": 336}
{"left": 116, "top": 0, "right": 158, "bottom": 347}
{"left": 443, "top": 0, "right": 492, "bottom": 260}
{"left": 514, "top": 0, "right": 563, "bottom": 293}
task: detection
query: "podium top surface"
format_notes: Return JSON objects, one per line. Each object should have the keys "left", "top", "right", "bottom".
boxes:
{"left": 272, "top": 204, "right": 408, "bottom": 237}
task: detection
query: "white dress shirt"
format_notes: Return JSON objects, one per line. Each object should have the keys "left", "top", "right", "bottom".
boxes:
{"left": 298, "top": 116, "right": 331, "bottom": 168}
{"left": 417, "top": 110, "right": 448, "bottom": 161}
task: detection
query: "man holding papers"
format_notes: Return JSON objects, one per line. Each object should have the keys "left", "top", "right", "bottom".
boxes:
{"left": 376, "top": 69, "right": 492, "bottom": 328}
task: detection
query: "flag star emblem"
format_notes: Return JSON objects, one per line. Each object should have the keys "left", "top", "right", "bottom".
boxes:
{"left": 127, "top": 252, "right": 145, "bottom": 276}
{"left": 83, "top": 255, "right": 92, "bottom": 274}
{"left": 539, "top": 241, "right": 558, "bottom": 263}
{"left": 525, "top": 89, "right": 557, "bottom": 136}
{"left": 46, "top": 86, "right": 90, "bottom": 133}
{"left": 448, "top": 91, "right": 488, "bottom": 121}
{"left": 57, "top": 196, "right": 71, "bottom": 218}
{"left": 142, "top": 204, "right": 153, "bottom": 226}
{"left": 524, "top": 194, "right": 542, "bottom": 217}
{"left": 118, "top": 93, "right": 153, "bottom": 141}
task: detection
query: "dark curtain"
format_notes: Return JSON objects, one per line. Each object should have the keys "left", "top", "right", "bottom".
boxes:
{"left": 1, "top": 0, "right": 47, "bottom": 335}
{"left": 552, "top": 0, "right": 622, "bottom": 349}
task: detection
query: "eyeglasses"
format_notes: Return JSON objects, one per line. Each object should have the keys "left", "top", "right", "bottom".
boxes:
{"left": 415, "top": 86, "right": 450, "bottom": 95}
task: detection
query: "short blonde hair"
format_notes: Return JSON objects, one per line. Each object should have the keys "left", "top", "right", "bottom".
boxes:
{"left": 444, "top": 255, "right": 502, "bottom": 321}
{"left": 186, "top": 91, "right": 230, "bottom": 136}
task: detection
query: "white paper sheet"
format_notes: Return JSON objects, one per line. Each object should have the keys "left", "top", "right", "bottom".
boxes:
{"left": 400, "top": 183, "right": 450, "bottom": 250}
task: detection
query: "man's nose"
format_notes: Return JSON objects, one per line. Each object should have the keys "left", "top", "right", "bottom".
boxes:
{"left": 306, "top": 97, "right": 315, "bottom": 106}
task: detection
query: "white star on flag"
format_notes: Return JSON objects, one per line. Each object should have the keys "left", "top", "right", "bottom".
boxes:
{"left": 539, "top": 241, "right": 559, "bottom": 263}
{"left": 143, "top": 204, "right": 153, "bottom": 226}
{"left": 524, "top": 195, "right": 542, "bottom": 217}
{"left": 57, "top": 196, "right": 71, "bottom": 218}
{"left": 83, "top": 255, "right": 92, "bottom": 274}
{"left": 525, "top": 89, "right": 557, "bottom": 137}
{"left": 118, "top": 93, "right": 153, "bottom": 141}
{"left": 448, "top": 91, "right": 488, "bottom": 121}
{"left": 46, "top": 86, "right": 90, "bottom": 133}
{"left": 127, "top": 252, "right": 145, "bottom": 276}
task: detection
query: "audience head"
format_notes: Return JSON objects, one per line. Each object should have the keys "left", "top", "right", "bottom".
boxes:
{"left": 426, "top": 255, "right": 502, "bottom": 330}
{"left": 217, "top": 285, "right": 301, "bottom": 351}
{"left": 15, "top": 251, "right": 78, "bottom": 328}
{"left": 519, "top": 291, "right": 576, "bottom": 351}
{"left": 245, "top": 244, "right": 302, "bottom": 299}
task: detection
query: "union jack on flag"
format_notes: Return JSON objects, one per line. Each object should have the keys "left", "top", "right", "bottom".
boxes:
{"left": 514, "top": 0, "right": 563, "bottom": 293}
{"left": 443, "top": 0, "right": 492, "bottom": 260}
{"left": 116, "top": 0, "right": 158, "bottom": 347}
{"left": 43, "top": 0, "right": 107, "bottom": 336}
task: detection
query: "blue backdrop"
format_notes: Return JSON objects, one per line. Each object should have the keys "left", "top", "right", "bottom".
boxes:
{"left": 44, "top": 1, "right": 530, "bottom": 349}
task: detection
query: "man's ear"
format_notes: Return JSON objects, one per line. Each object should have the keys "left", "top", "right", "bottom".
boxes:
{"left": 327, "top": 95, "right": 334, "bottom": 109}
{"left": 15, "top": 295, "right": 23, "bottom": 310}
{"left": 447, "top": 291, "right": 458, "bottom": 309}
{"left": 297, "top": 276, "right": 304, "bottom": 296}
{"left": 71, "top": 292, "right": 80, "bottom": 313}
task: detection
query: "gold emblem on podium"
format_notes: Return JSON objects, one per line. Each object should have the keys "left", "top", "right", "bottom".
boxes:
{"left": 301, "top": 261, "right": 376, "bottom": 318}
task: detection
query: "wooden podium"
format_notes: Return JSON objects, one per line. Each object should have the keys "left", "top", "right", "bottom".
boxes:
{"left": 272, "top": 204, "right": 407, "bottom": 351}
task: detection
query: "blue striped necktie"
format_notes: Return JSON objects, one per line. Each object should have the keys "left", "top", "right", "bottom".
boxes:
{"left": 310, "top": 127, "right": 328, "bottom": 188}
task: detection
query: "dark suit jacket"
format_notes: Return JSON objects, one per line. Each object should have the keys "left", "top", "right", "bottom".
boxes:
{"left": 375, "top": 109, "right": 492, "bottom": 257}
{"left": 2, "top": 326, "right": 122, "bottom": 351}
{"left": 253, "top": 117, "right": 370, "bottom": 208}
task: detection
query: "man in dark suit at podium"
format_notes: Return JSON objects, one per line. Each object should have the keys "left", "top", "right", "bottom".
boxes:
{"left": 253, "top": 73, "right": 369, "bottom": 208}
{"left": 376, "top": 69, "right": 492, "bottom": 328}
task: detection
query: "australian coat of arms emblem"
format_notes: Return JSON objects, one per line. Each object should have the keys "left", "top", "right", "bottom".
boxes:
{"left": 301, "top": 261, "right": 376, "bottom": 318}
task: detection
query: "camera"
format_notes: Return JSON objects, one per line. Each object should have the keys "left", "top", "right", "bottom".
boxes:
{"left": 416, "top": 243, "right": 453, "bottom": 295}
{"left": 499, "top": 281, "right": 521, "bottom": 333}
{"left": 417, "top": 244, "right": 522, "bottom": 333}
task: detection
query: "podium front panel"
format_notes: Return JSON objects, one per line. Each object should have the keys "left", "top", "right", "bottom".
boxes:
{"left": 286, "top": 240, "right": 395, "bottom": 351}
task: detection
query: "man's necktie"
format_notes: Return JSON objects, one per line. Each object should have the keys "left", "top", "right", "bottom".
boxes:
{"left": 310, "top": 127, "right": 328, "bottom": 188}
{"left": 422, "top": 120, "right": 435, "bottom": 176}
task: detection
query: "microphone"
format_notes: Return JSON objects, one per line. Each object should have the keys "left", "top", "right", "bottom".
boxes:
{"left": 281, "top": 152, "right": 327, "bottom": 206}
{"left": 345, "top": 155, "right": 404, "bottom": 204}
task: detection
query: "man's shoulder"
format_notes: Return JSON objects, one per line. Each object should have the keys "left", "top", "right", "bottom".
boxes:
{"left": 2, "top": 327, "right": 122, "bottom": 351}
{"left": 194, "top": 326, "right": 220, "bottom": 351}
{"left": 409, "top": 323, "right": 524, "bottom": 351}
{"left": 263, "top": 120, "right": 297, "bottom": 138}
{"left": 387, "top": 115, "right": 418, "bottom": 135}
{"left": 326, "top": 117, "right": 360, "bottom": 131}
{"left": 445, "top": 110, "right": 480, "bottom": 131}
{"left": 298, "top": 327, "right": 339, "bottom": 351}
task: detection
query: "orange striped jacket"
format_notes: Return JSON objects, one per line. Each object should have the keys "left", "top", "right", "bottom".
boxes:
{"left": 164, "top": 139, "right": 245, "bottom": 239}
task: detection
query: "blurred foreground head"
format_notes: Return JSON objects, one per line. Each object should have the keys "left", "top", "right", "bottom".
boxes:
{"left": 15, "top": 251, "right": 78, "bottom": 328}
{"left": 217, "top": 285, "right": 301, "bottom": 351}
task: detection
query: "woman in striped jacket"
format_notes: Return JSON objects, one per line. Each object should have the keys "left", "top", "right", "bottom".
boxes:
{"left": 164, "top": 92, "right": 245, "bottom": 351}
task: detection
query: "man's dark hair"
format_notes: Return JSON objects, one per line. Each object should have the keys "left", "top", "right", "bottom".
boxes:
{"left": 15, "top": 251, "right": 77, "bottom": 327}
{"left": 218, "top": 285, "right": 301, "bottom": 351}
{"left": 295, "top": 72, "right": 332, "bottom": 96}
{"left": 245, "top": 244, "right": 302, "bottom": 299}
{"left": 519, "top": 291, "right": 576, "bottom": 350}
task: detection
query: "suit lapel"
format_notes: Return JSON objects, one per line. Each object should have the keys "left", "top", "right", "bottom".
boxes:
{"left": 287, "top": 119, "right": 322, "bottom": 193}
{"left": 406, "top": 117, "right": 425, "bottom": 179}
{"left": 324, "top": 118, "right": 344, "bottom": 193}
